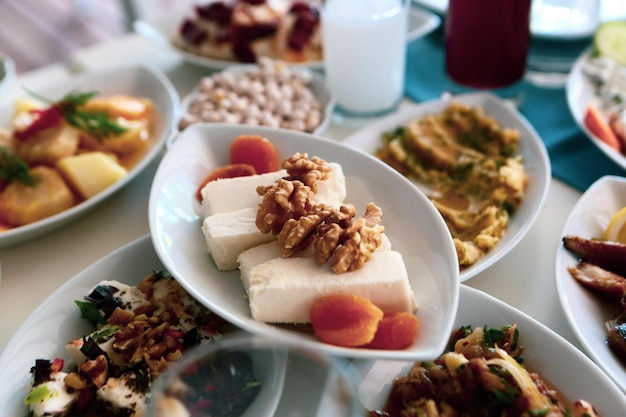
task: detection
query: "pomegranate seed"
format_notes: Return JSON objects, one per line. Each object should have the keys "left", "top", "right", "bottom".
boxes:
{"left": 196, "top": 2, "right": 233, "bottom": 25}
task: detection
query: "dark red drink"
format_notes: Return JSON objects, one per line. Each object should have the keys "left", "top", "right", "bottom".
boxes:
{"left": 445, "top": 0, "right": 531, "bottom": 89}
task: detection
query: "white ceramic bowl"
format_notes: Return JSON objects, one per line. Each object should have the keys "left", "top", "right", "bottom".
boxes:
{"left": 342, "top": 92, "right": 551, "bottom": 282}
{"left": 149, "top": 123, "right": 460, "bottom": 361}
{"left": 180, "top": 63, "right": 334, "bottom": 135}
{"left": 555, "top": 174, "right": 626, "bottom": 392}
{"left": 133, "top": 2, "right": 440, "bottom": 70}
{"left": 356, "top": 284, "right": 626, "bottom": 415}
{"left": 0, "top": 53, "right": 16, "bottom": 97}
{"left": 0, "top": 63, "right": 180, "bottom": 249}
{"left": 566, "top": 48, "right": 626, "bottom": 172}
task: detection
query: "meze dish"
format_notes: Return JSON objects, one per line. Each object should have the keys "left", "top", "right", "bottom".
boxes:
{"left": 343, "top": 92, "right": 550, "bottom": 282}
{"left": 149, "top": 123, "right": 460, "bottom": 361}
{"left": 0, "top": 64, "right": 179, "bottom": 248}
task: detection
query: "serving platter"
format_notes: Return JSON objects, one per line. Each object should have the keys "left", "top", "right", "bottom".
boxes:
{"left": 149, "top": 123, "right": 460, "bottom": 361}
{"left": 342, "top": 92, "right": 551, "bottom": 282}
{"left": 0, "top": 53, "right": 15, "bottom": 97}
{"left": 356, "top": 284, "right": 626, "bottom": 415}
{"left": 133, "top": 2, "right": 441, "bottom": 70}
{"left": 566, "top": 47, "right": 626, "bottom": 172}
{"left": 0, "top": 63, "right": 180, "bottom": 249}
{"left": 555, "top": 174, "right": 626, "bottom": 392}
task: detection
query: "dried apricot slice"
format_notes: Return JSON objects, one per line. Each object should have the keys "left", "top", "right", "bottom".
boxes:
{"left": 195, "top": 163, "right": 256, "bottom": 201}
{"left": 310, "top": 293, "right": 383, "bottom": 347}
{"left": 363, "top": 312, "right": 420, "bottom": 350}
{"left": 229, "top": 134, "right": 280, "bottom": 174}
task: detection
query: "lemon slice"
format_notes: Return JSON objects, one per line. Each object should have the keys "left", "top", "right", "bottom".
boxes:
{"left": 594, "top": 20, "right": 626, "bottom": 65}
{"left": 604, "top": 206, "right": 626, "bottom": 243}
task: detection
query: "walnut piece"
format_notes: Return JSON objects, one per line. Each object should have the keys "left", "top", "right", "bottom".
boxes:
{"left": 256, "top": 178, "right": 314, "bottom": 234}
{"left": 282, "top": 152, "right": 331, "bottom": 192}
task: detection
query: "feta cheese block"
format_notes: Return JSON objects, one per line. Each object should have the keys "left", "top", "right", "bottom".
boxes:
{"left": 201, "top": 162, "right": 348, "bottom": 270}
{"left": 238, "top": 245, "right": 417, "bottom": 323}
{"left": 200, "top": 169, "right": 287, "bottom": 217}
{"left": 200, "top": 162, "right": 347, "bottom": 218}
{"left": 202, "top": 207, "right": 277, "bottom": 270}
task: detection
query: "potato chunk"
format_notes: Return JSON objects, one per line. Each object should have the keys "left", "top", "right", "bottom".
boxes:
{"left": 80, "top": 95, "right": 154, "bottom": 121}
{"left": 56, "top": 151, "right": 127, "bottom": 199}
{"left": 16, "top": 123, "right": 80, "bottom": 166}
{"left": 0, "top": 165, "right": 75, "bottom": 226}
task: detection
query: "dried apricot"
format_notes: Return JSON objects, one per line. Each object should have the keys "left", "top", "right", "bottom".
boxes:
{"left": 363, "top": 312, "right": 420, "bottom": 350}
{"left": 310, "top": 293, "right": 383, "bottom": 347}
{"left": 229, "top": 135, "right": 280, "bottom": 174}
{"left": 195, "top": 163, "right": 256, "bottom": 201}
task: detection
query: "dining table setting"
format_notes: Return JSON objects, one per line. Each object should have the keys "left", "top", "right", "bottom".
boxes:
{"left": 2, "top": 0, "right": 626, "bottom": 416}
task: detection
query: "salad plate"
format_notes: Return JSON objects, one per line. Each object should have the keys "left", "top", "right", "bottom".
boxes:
{"left": 555, "top": 175, "right": 626, "bottom": 392}
{"left": 0, "top": 63, "right": 180, "bottom": 249}
{"left": 0, "top": 235, "right": 287, "bottom": 417}
{"left": 356, "top": 284, "right": 626, "bottom": 415}
{"left": 149, "top": 123, "right": 460, "bottom": 361}
{"left": 133, "top": 2, "right": 441, "bottom": 70}
{"left": 342, "top": 92, "right": 551, "bottom": 282}
{"left": 566, "top": 47, "right": 626, "bottom": 171}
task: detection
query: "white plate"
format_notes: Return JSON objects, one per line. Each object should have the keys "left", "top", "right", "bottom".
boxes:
{"left": 0, "top": 53, "right": 15, "bottom": 97}
{"left": 342, "top": 92, "right": 551, "bottom": 282}
{"left": 133, "top": 3, "right": 441, "bottom": 70}
{"left": 179, "top": 63, "right": 335, "bottom": 135}
{"left": 149, "top": 123, "right": 460, "bottom": 361}
{"left": 555, "top": 175, "right": 626, "bottom": 392}
{"left": 356, "top": 284, "right": 626, "bottom": 415}
{"left": 0, "top": 235, "right": 285, "bottom": 417}
{"left": 0, "top": 63, "right": 180, "bottom": 249}
{"left": 566, "top": 48, "right": 626, "bottom": 172}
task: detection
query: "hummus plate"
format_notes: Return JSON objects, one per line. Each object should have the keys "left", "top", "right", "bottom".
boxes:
{"left": 343, "top": 92, "right": 551, "bottom": 282}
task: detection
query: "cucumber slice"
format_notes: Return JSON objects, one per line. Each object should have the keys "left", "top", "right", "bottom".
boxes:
{"left": 593, "top": 20, "right": 626, "bottom": 65}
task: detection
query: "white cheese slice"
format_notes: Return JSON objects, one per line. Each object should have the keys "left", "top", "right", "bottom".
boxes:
{"left": 201, "top": 163, "right": 348, "bottom": 271}
{"left": 28, "top": 372, "right": 79, "bottom": 417}
{"left": 200, "top": 162, "right": 347, "bottom": 218}
{"left": 239, "top": 247, "right": 416, "bottom": 323}
{"left": 97, "top": 372, "right": 147, "bottom": 415}
{"left": 202, "top": 207, "right": 277, "bottom": 271}
{"left": 200, "top": 169, "right": 287, "bottom": 217}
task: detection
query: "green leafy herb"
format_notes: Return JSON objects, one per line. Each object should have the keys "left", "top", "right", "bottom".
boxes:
{"left": 75, "top": 299, "right": 106, "bottom": 326}
{"left": 0, "top": 146, "right": 39, "bottom": 186}
{"left": 26, "top": 88, "right": 127, "bottom": 142}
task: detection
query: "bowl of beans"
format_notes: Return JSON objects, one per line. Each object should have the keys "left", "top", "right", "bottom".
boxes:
{"left": 178, "top": 57, "right": 334, "bottom": 135}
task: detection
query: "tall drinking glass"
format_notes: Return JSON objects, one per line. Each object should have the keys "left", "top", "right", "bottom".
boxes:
{"left": 445, "top": 0, "right": 531, "bottom": 103}
{"left": 322, "top": 0, "right": 409, "bottom": 117}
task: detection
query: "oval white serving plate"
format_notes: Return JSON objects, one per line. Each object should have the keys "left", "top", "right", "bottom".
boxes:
{"left": 566, "top": 48, "right": 626, "bottom": 172}
{"left": 149, "top": 123, "right": 460, "bottom": 361}
{"left": 180, "top": 63, "right": 335, "bottom": 135}
{"left": 0, "top": 235, "right": 286, "bottom": 417}
{"left": 555, "top": 174, "right": 626, "bottom": 392}
{"left": 342, "top": 92, "right": 551, "bottom": 282}
{"left": 356, "top": 284, "right": 626, "bottom": 414}
{"left": 0, "top": 63, "right": 180, "bottom": 249}
{"left": 134, "top": 2, "right": 440, "bottom": 70}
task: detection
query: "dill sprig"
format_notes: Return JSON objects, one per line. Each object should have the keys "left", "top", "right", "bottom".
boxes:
{"left": 26, "top": 88, "right": 127, "bottom": 142}
{"left": 0, "top": 146, "right": 39, "bottom": 186}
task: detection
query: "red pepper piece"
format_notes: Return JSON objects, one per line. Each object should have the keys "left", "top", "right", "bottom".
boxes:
{"left": 50, "top": 357, "right": 64, "bottom": 373}
{"left": 14, "top": 106, "right": 64, "bottom": 141}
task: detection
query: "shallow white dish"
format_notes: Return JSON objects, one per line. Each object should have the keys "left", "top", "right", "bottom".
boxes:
{"left": 555, "top": 174, "right": 626, "bottom": 392}
{"left": 180, "top": 63, "right": 334, "bottom": 135}
{"left": 566, "top": 48, "right": 626, "bottom": 171}
{"left": 133, "top": 3, "right": 440, "bottom": 70}
{"left": 356, "top": 284, "right": 626, "bottom": 415}
{"left": 0, "top": 53, "right": 15, "bottom": 96}
{"left": 149, "top": 123, "right": 460, "bottom": 361}
{"left": 0, "top": 63, "right": 180, "bottom": 249}
{"left": 343, "top": 92, "right": 551, "bottom": 282}
{"left": 0, "top": 235, "right": 286, "bottom": 417}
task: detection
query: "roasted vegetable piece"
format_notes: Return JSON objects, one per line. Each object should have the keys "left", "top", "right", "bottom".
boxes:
{"left": 567, "top": 261, "right": 626, "bottom": 302}
{"left": 608, "top": 323, "right": 626, "bottom": 364}
{"left": 563, "top": 235, "right": 626, "bottom": 276}
{"left": 0, "top": 165, "right": 74, "bottom": 225}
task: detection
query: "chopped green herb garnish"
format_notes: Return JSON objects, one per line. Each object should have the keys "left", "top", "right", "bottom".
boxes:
{"left": 0, "top": 146, "right": 39, "bottom": 186}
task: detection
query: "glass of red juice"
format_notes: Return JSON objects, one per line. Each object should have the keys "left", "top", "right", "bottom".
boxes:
{"left": 445, "top": 0, "right": 531, "bottom": 102}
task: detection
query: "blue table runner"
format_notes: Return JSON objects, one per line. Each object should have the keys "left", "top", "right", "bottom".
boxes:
{"left": 403, "top": 31, "right": 625, "bottom": 192}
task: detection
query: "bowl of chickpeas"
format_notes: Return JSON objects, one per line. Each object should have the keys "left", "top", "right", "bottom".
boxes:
{"left": 178, "top": 57, "right": 334, "bottom": 136}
